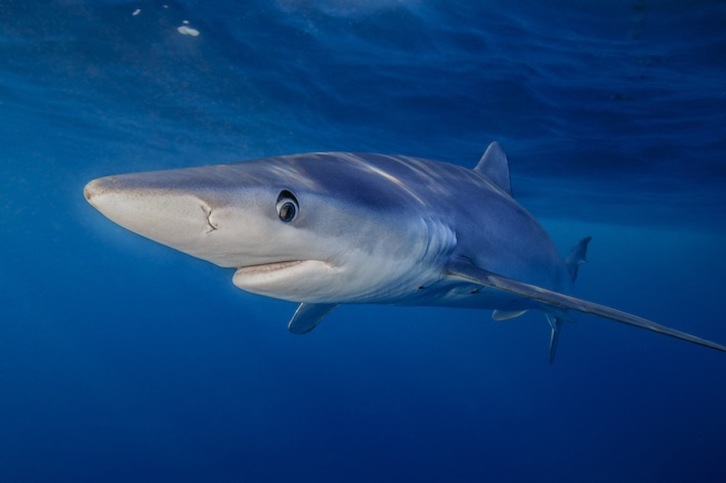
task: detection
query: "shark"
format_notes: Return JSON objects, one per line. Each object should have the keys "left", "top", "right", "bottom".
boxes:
{"left": 84, "top": 142, "right": 726, "bottom": 361}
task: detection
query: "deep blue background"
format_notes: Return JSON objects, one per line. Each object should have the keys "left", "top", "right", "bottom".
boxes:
{"left": 1, "top": 1, "right": 725, "bottom": 482}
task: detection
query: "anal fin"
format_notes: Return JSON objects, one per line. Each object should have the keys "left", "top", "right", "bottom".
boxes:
{"left": 546, "top": 314, "right": 563, "bottom": 364}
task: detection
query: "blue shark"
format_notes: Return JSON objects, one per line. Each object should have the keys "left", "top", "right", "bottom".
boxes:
{"left": 84, "top": 142, "right": 726, "bottom": 361}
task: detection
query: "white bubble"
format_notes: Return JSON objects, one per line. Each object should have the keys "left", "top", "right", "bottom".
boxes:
{"left": 177, "top": 25, "right": 200, "bottom": 37}
{"left": 132, "top": 9, "right": 141, "bottom": 16}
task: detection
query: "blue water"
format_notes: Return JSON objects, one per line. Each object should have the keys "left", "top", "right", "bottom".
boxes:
{"left": 1, "top": 1, "right": 725, "bottom": 481}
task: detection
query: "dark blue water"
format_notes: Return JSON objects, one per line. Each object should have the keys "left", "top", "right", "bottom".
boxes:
{"left": 1, "top": 1, "right": 725, "bottom": 482}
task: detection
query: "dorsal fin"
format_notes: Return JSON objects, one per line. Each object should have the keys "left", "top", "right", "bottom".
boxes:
{"left": 564, "top": 236, "right": 592, "bottom": 282}
{"left": 474, "top": 141, "right": 512, "bottom": 195}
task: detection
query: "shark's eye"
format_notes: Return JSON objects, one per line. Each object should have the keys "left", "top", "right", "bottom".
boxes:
{"left": 276, "top": 190, "right": 299, "bottom": 222}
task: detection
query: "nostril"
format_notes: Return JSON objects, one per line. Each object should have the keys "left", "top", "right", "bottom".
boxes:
{"left": 201, "top": 204, "right": 218, "bottom": 233}
{"left": 83, "top": 181, "right": 98, "bottom": 203}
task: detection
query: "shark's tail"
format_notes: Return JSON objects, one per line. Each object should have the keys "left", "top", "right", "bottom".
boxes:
{"left": 547, "top": 236, "right": 592, "bottom": 363}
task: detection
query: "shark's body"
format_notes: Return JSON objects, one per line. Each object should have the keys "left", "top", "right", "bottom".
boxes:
{"left": 84, "top": 142, "right": 726, "bottom": 361}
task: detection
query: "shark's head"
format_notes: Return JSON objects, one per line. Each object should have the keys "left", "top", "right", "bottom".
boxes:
{"left": 85, "top": 153, "right": 453, "bottom": 303}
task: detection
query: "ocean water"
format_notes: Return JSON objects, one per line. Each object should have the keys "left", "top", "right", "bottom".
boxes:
{"left": 1, "top": 1, "right": 725, "bottom": 482}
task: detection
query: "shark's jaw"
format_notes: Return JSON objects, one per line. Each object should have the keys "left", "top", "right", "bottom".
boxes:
{"left": 233, "top": 259, "right": 340, "bottom": 302}
{"left": 235, "top": 260, "right": 306, "bottom": 275}
{"left": 232, "top": 255, "right": 445, "bottom": 305}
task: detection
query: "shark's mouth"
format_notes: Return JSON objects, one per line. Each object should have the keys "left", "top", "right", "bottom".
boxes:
{"left": 235, "top": 260, "right": 304, "bottom": 275}
{"left": 233, "top": 259, "right": 337, "bottom": 299}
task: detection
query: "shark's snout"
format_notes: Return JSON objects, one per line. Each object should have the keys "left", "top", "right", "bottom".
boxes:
{"left": 83, "top": 181, "right": 94, "bottom": 203}
{"left": 84, "top": 177, "right": 115, "bottom": 207}
{"left": 84, "top": 174, "right": 220, "bottom": 256}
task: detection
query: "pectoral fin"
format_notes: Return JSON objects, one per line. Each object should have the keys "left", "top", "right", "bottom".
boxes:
{"left": 288, "top": 303, "right": 338, "bottom": 334}
{"left": 446, "top": 260, "right": 726, "bottom": 353}
{"left": 492, "top": 309, "right": 529, "bottom": 321}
